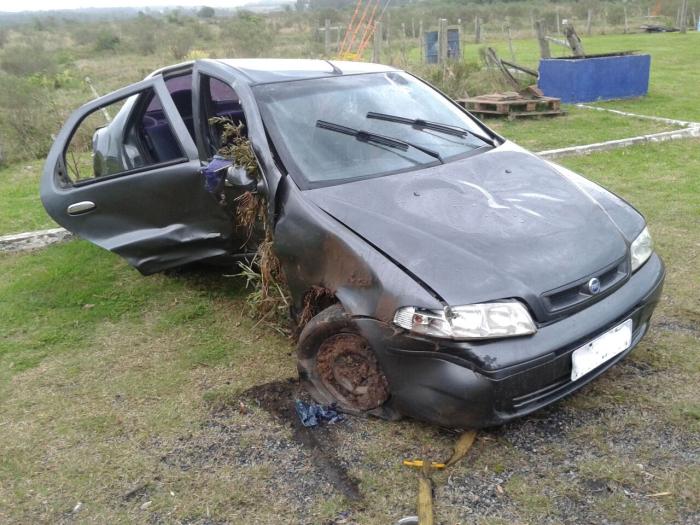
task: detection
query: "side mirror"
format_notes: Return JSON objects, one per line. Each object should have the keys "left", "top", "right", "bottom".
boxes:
{"left": 225, "top": 165, "right": 257, "bottom": 192}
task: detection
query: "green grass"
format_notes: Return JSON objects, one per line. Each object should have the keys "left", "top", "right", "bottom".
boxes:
{"left": 0, "top": 159, "right": 54, "bottom": 234}
{"left": 0, "top": 138, "right": 698, "bottom": 524}
{"left": 488, "top": 105, "right": 675, "bottom": 151}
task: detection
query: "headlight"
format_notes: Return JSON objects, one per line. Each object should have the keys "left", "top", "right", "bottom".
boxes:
{"left": 393, "top": 301, "right": 536, "bottom": 340}
{"left": 630, "top": 226, "right": 653, "bottom": 272}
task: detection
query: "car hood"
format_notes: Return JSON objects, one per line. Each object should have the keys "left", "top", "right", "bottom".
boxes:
{"left": 305, "top": 144, "right": 637, "bottom": 316}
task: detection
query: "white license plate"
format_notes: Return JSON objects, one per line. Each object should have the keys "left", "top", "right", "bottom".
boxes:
{"left": 571, "top": 319, "right": 633, "bottom": 381}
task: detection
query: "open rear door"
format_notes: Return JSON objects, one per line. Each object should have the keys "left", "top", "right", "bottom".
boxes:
{"left": 40, "top": 75, "right": 233, "bottom": 274}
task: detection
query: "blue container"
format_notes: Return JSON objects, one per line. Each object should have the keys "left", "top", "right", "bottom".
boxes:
{"left": 425, "top": 31, "right": 439, "bottom": 64}
{"left": 538, "top": 53, "right": 651, "bottom": 103}
{"left": 424, "top": 29, "right": 460, "bottom": 64}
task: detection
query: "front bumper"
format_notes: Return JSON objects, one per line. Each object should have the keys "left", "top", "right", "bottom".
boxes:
{"left": 356, "top": 253, "right": 665, "bottom": 428}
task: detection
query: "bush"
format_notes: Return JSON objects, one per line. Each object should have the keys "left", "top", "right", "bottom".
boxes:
{"left": 0, "top": 75, "right": 65, "bottom": 164}
{"left": 167, "top": 26, "right": 196, "bottom": 60}
{"left": 197, "top": 6, "right": 215, "bottom": 19}
{"left": 94, "top": 32, "right": 121, "bottom": 52}
{"left": 410, "top": 60, "right": 481, "bottom": 99}
{"left": 0, "top": 42, "right": 56, "bottom": 77}
{"left": 125, "top": 14, "right": 160, "bottom": 55}
{"left": 227, "top": 11, "right": 276, "bottom": 57}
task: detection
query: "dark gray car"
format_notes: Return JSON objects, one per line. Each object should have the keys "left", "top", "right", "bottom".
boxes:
{"left": 41, "top": 59, "right": 664, "bottom": 428}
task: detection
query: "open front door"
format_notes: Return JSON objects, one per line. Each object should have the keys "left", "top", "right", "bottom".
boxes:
{"left": 40, "top": 75, "right": 233, "bottom": 274}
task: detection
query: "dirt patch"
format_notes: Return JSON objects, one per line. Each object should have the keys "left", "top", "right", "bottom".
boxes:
{"left": 240, "top": 379, "right": 362, "bottom": 501}
{"left": 655, "top": 316, "right": 700, "bottom": 337}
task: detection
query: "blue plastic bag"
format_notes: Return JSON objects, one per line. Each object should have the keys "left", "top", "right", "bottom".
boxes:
{"left": 202, "top": 155, "right": 233, "bottom": 193}
{"left": 295, "top": 399, "right": 344, "bottom": 428}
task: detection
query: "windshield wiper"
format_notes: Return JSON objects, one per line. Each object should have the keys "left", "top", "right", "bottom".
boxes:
{"left": 316, "top": 120, "right": 443, "bottom": 164}
{"left": 366, "top": 111, "right": 495, "bottom": 146}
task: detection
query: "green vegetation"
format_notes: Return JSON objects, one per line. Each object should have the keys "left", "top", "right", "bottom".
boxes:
{"left": 489, "top": 105, "right": 675, "bottom": 151}
{"left": 0, "top": 160, "right": 54, "bottom": 233}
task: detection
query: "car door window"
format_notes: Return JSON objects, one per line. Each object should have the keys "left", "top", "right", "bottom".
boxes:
{"left": 64, "top": 88, "right": 185, "bottom": 183}
{"left": 200, "top": 75, "right": 246, "bottom": 157}
{"left": 148, "top": 73, "right": 196, "bottom": 142}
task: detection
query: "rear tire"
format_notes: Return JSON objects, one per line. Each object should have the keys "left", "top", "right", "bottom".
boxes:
{"left": 297, "top": 304, "right": 397, "bottom": 419}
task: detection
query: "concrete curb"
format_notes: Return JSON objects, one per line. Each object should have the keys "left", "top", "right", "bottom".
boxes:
{"left": 0, "top": 227, "right": 73, "bottom": 253}
{"left": 574, "top": 104, "right": 700, "bottom": 129}
{"left": 537, "top": 126, "right": 700, "bottom": 159}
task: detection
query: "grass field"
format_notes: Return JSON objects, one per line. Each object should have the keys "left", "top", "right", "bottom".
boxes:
{"left": 1, "top": 29, "right": 699, "bottom": 525}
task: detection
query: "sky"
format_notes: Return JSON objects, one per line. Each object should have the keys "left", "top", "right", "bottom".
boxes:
{"left": 0, "top": 1, "right": 250, "bottom": 13}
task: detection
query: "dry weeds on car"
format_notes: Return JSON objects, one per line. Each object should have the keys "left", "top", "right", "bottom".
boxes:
{"left": 210, "top": 116, "right": 291, "bottom": 327}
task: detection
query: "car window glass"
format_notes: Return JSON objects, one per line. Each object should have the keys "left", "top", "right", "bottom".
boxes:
{"left": 254, "top": 72, "right": 489, "bottom": 187}
{"left": 201, "top": 75, "right": 246, "bottom": 156}
{"left": 147, "top": 73, "right": 195, "bottom": 142}
{"left": 65, "top": 88, "right": 184, "bottom": 182}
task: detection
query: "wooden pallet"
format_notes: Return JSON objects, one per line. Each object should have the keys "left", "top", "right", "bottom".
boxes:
{"left": 456, "top": 94, "right": 564, "bottom": 119}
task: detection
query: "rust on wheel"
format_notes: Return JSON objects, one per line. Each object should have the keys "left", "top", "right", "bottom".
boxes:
{"left": 315, "top": 333, "right": 389, "bottom": 411}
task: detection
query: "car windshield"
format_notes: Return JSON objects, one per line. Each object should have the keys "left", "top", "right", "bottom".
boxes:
{"left": 254, "top": 71, "right": 493, "bottom": 187}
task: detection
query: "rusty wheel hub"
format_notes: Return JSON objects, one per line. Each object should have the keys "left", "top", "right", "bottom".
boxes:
{"left": 316, "top": 333, "right": 389, "bottom": 411}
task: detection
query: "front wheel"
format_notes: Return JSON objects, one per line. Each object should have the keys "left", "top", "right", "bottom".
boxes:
{"left": 297, "top": 304, "right": 396, "bottom": 418}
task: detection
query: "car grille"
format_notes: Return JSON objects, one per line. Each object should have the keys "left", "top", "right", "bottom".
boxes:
{"left": 500, "top": 320, "right": 650, "bottom": 415}
{"left": 511, "top": 377, "right": 570, "bottom": 410}
{"left": 541, "top": 256, "right": 629, "bottom": 317}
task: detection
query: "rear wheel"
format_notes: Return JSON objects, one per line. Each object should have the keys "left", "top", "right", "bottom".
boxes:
{"left": 297, "top": 304, "right": 394, "bottom": 417}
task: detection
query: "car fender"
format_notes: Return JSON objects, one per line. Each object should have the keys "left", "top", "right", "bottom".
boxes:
{"left": 273, "top": 177, "right": 444, "bottom": 322}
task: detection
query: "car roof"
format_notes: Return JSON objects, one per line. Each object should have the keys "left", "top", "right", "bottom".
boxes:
{"left": 212, "top": 58, "right": 397, "bottom": 84}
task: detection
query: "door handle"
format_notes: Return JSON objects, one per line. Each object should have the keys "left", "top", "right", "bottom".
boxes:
{"left": 67, "top": 201, "right": 96, "bottom": 215}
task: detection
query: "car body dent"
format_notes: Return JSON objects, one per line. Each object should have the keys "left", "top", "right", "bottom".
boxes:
{"left": 304, "top": 142, "right": 644, "bottom": 322}
{"left": 274, "top": 177, "right": 444, "bottom": 322}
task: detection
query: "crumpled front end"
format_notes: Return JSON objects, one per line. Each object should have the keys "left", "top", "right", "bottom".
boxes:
{"left": 353, "top": 253, "right": 664, "bottom": 429}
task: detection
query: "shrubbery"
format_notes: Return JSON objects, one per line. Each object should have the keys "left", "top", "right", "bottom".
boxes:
{"left": 0, "top": 41, "right": 56, "bottom": 77}
{"left": 0, "top": 75, "right": 65, "bottom": 165}
{"left": 227, "top": 11, "right": 276, "bottom": 58}
{"left": 94, "top": 32, "right": 121, "bottom": 52}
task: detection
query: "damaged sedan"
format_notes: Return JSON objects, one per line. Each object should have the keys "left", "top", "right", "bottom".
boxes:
{"left": 41, "top": 59, "right": 664, "bottom": 428}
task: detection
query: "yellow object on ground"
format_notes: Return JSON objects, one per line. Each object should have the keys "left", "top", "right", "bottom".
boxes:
{"left": 402, "top": 460, "right": 446, "bottom": 470}
{"left": 417, "top": 475, "right": 434, "bottom": 525}
{"left": 445, "top": 430, "right": 478, "bottom": 467}
{"left": 401, "top": 430, "right": 479, "bottom": 524}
